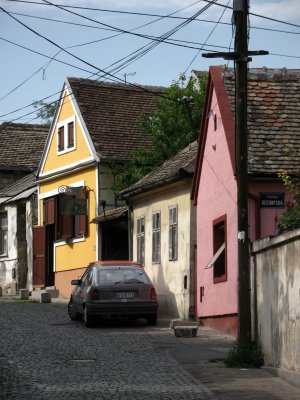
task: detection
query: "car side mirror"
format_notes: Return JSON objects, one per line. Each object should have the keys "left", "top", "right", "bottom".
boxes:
{"left": 71, "top": 279, "right": 81, "bottom": 286}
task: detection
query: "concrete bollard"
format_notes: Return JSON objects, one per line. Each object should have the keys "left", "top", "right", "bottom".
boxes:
{"left": 19, "top": 289, "right": 29, "bottom": 300}
{"left": 40, "top": 292, "right": 51, "bottom": 303}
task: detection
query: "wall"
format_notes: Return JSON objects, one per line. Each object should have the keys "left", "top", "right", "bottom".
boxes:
{"left": 251, "top": 230, "right": 300, "bottom": 375}
{"left": 132, "top": 182, "right": 194, "bottom": 319}
{"left": 196, "top": 88, "right": 238, "bottom": 323}
{"left": 0, "top": 205, "right": 18, "bottom": 294}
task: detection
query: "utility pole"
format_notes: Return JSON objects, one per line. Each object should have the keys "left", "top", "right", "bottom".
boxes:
{"left": 203, "top": 0, "right": 268, "bottom": 347}
{"left": 234, "top": 0, "right": 251, "bottom": 347}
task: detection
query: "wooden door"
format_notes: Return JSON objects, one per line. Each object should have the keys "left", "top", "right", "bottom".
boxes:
{"left": 33, "top": 226, "right": 46, "bottom": 286}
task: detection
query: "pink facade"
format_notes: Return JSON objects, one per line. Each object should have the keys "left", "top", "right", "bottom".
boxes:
{"left": 196, "top": 88, "right": 238, "bottom": 320}
{"left": 192, "top": 66, "right": 292, "bottom": 335}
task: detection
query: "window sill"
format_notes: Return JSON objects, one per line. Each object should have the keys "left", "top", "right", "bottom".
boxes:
{"left": 213, "top": 275, "right": 227, "bottom": 284}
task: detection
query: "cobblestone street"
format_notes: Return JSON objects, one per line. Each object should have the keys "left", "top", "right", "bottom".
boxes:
{"left": 0, "top": 300, "right": 216, "bottom": 400}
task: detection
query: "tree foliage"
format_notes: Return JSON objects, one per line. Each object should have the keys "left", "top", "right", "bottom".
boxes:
{"left": 277, "top": 173, "right": 300, "bottom": 233}
{"left": 113, "top": 73, "right": 207, "bottom": 192}
{"left": 32, "top": 100, "right": 58, "bottom": 124}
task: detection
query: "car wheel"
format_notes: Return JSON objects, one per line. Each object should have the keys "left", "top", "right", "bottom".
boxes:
{"left": 147, "top": 314, "right": 157, "bottom": 326}
{"left": 68, "top": 300, "right": 83, "bottom": 321}
{"left": 83, "top": 306, "right": 94, "bottom": 328}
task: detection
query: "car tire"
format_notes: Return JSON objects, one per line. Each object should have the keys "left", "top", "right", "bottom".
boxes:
{"left": 83, "top": 306, "right": 94, "bottom": 328}
{"left": 147, "top": 314, "right": 157, "bottom": 326}
{"left": 68, "top": 300, "right": 83, "bottom": 321}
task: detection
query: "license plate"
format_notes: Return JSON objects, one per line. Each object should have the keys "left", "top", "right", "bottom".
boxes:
{"left": 115, "top": 292, "right": 135, "bottom": 299}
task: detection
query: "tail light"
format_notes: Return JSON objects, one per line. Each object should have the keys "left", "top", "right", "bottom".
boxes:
{"left": 91, "top": 289, "right": 99, "bottom": 301}
{"left": 150, "top": 287, "right": 157, "bottom": 301}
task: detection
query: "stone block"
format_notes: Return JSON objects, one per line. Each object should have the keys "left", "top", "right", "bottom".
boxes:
{"left": 40, "top": 292, "right": 51, "bottom": 303}
{"left": 170, "top": 319, "right": 199, "bottom": 329}
{"left": 174, "top": 326, "right": 198, "bottom": 338}
{"left": 19, "top": 289, "right": 29, "bottom": 300}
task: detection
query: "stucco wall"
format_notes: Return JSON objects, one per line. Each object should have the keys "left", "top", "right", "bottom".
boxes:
{"left": 251, "top": 230, "right": 300, "bottom": 373}
{"left": 132, "top": 183, "right": 194, "bottom": 319}
{"left": 0, "top": 206, "right": 18, "bottom": 294}
{"left": 196, "top": 89, "right": 238, "bottom": 319}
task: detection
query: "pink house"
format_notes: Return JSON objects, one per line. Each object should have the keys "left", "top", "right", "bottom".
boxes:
{"left": 191, "top": 66, "right": 300, "bottom": 335}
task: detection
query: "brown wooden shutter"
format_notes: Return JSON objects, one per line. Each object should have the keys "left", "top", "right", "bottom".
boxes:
{"left": 43, "top": 197, "right": 57, "bottom": 225}
{"left": 58, "top": 126, "right": 64, "bottom": 150}
{"left": 68, "top": 122, "right": 74, "bottom": 147}
{"left": 33, "top": 226, "right": 46, "bottom": 286}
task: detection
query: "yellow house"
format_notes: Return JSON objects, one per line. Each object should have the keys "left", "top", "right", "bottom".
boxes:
{"left": 34, "top": 78, "right": 161, "bottom": 298}
{"left": 120, "top": 141, "right": 198, "bottom": 319}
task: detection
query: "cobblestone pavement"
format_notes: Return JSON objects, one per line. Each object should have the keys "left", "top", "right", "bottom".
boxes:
{"left": 0, "top": 300, "right": 217, "bottom": 400}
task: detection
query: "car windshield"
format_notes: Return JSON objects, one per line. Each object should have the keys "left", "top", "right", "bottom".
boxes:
{"left": 96, "top": 266, "right": 149, "bottom": 285}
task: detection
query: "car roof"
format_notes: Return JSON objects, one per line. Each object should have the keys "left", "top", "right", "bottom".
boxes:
{"left": 88, "top": 261, "right": 144, "bottom": 268}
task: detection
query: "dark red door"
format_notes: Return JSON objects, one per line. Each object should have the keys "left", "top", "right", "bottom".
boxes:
{"left": 33, "top": 226, "right": 46, "bottom": 286}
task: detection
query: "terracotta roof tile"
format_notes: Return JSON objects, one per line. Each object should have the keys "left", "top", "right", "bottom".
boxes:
{"left": 67, "top": 78, "right": 164, "bottom": 161}
{"left": 0, "top": 123, "right": 48, "bottom": 171}
{"left": 120, "top": 141, "right": 198, "bottom": 198}
{"left": 223, "top": 68, "right": 300, "bottom": 176}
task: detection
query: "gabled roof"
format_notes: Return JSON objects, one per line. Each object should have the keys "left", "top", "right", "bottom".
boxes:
{"left": 120, "top": 141, "right": 198, "bottom": 199}
{"left": 0, "top": 123, "right": 49, "bottom": 171}
{"left": 192, "top": 66, "right": 300, "bottom": 202}
{"left": 67, "top": 78, "right": 164, "bottom": 161}
{"left": 224, "top": 67, "right": 300, "bottom": 175}
{"left": 0, "top": 172, "right": 37, "bottom": 203}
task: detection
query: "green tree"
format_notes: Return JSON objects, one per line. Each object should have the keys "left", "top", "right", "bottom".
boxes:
{"left": 32, "top": 100, "right": 58, "bottom": 124}
{"left": 113, "top": 73, "right": 207, "bottom": 192}
{"left": 277, "top": 173, "right": 300, "bottom": 233}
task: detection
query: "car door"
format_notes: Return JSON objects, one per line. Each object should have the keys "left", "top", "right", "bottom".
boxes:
{"left": 73, "top": 269, "right": 91, "bottom": 313}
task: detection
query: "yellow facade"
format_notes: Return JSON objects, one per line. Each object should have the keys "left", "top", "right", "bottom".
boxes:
{"left": 42, "top": 89, "right": 93, "bottom": 174}
{"left": 39, "top": 167, "right": 97, "bottom": 272}
{"left": 37, "top": 83, "right": 99, "bottom": 297}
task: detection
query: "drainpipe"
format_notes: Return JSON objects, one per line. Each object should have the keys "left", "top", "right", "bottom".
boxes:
{"left": 127, "top": 201, "right": 133, "bottom": 261}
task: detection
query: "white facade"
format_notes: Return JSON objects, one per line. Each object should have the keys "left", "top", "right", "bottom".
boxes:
{"left": 131, "top": 182, "right": 196, "bottom": 319}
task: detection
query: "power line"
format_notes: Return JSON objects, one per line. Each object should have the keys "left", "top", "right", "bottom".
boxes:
{"left": 6, "top": 0, "right": 300, "bottom": 30}
{"left": 0, "top": 1, "right": 217, "bottom": 121}
{"left": 183, "top": 0, "right": 230, "bottom": 74}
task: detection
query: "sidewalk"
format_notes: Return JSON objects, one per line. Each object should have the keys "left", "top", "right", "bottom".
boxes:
{"left": 149, "top": 319, "right": 300, "bottom": 400}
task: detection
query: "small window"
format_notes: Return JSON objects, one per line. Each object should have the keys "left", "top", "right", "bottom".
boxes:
{"left": 57, "top": 118, "right": 76, "bottom": 154}
{"left": 213, "top": 216, "right": 227, "bottom": 283}
{"left": 152, "top": 212, "right": 161, "bottom": 263}
{"left": 214, "top": 114, "right": 217, "bottom": 131}
{"left": 0, "top": 212, "right": 8, "bottom": 256}
{"left": 169, "top": 206, "right": 178, "bottom": 261}
{"left": 137, "top": 217, "right": 145, "bottom": 264}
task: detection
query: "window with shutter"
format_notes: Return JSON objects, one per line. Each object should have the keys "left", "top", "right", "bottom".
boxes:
{"left": 152, "top": 211, "right": 161, "bottom": 263}
{"left": 58, "top": 126, "right": 64, "bottom": 151}
{"left": 0, "top": 212, "right": 8, "bottom": 256}
{"left": 169, "top": 206, "right": 178, "bottom": 261}
{"left": 137, "top": 216, "right": 145, "bottom": 264}
{"left": 68, "top": 121, "right": 74, "bottom": 148}
{"left": 57, "top": 117, "right": 76, "bottom": 154}
{"left": 212, "top": 215, "right": 227, "bottom": 283}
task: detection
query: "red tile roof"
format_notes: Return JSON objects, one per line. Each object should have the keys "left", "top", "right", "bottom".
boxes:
{"left": 0, "top": 123, "right": 48, "bottom": 171}
{"left": 223, "top": 67, "right": 300, "bottom": 176}
{"left": 67, "top": 78, "right": 164, "bottom": 161}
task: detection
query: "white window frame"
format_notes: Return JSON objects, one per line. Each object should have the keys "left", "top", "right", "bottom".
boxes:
{"left": 136, "top": 216, "right": 145, "bottom": 264}
{"left": 169, "top": 205, "right": 178, "bottom": 261}
{"left": 152, "top": 211, "right": 161, "bottom": 264}
{"left": 0, "top": 211, "right": 8, "bottom": 256}
{"left": 57, "top": 116, "right": 76, "bottom": 155}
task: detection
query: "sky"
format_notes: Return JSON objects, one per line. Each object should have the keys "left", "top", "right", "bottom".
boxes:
{"left": 0, "top": 0, "right": 299, "bottom": 123}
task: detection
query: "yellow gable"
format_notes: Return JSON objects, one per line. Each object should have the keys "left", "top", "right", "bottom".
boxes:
{"left": 40, "top": 87, "right": 94, "bottom": 175}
